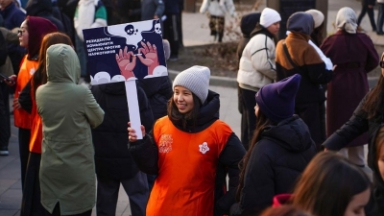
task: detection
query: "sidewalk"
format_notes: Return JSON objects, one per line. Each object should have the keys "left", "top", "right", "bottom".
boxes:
{"left": 183, "top": 0, "right": 384, "bottom": 46}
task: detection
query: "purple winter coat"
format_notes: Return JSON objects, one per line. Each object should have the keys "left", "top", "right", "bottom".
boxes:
{"left": 320, "top": 30, "right": 379, "bottom": 147}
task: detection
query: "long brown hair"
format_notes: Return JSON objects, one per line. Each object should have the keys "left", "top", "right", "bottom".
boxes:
{"left": 167, "top": 92, "right": 202, "bottom": 129}
{"left": 310, "top": 23, "right": 325, "bottom": 46}
{"left": 261, "top": 205, "right": 312, "bottom": 216}
{"left": 361, "top": 75, "right": 384, "bottom": 119}
{"left": 236, "top": 109, "right": 272, "bottom": 201}
{"left": 32, "top": 32, "right": 73, "bottom": 94}
{"left": 375, "top": 126, "right": 384, "bottom": 165}
{"left": 292, "top": 152, "right": 371, "bottom": 216}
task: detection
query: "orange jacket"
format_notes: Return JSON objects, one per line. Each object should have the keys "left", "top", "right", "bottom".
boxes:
{"left": 146, "top": 117, "right": 232, "bottom": 216}
{"left": 14, "top": 56, "right": 38, "bottom": 129}
{"left": 29, "top": 80, "right": 42, "bottom": 153}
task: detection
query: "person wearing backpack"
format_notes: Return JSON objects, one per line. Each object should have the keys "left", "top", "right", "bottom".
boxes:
{"left": 275, "top": 12, "right": 333, "bottom": 151}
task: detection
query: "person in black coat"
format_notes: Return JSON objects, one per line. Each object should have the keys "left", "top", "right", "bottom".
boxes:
{"left": 235, "top": 74, "right": 316, "bottom": 216}
{"left": 26, "top": 0, "right": 65, "bottom": 33}
{"left": 91, "top": 82, "right": 154, "bottom": 216}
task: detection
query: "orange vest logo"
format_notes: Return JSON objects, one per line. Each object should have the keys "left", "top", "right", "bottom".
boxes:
{"left": 199, "top": 142, "right": 210, "bottom": 154}
{"left": 159, "top": 134, "right": 173, "bottom": 153}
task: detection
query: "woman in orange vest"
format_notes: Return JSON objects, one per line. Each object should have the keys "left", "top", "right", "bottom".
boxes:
{"left": 19, "top": 32, "right": 72, "bottom": 216}
{"left": 8, "top": 16, "right": 57, "bottom": 194}
{"left": 128, "top": 65, "right": 246, "bottom": 216}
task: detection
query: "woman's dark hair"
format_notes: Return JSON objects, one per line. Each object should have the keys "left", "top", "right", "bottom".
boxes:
{"left": 310, "top": 23, "right": 325, "bottom": 46}
{"left": 374, "top": 126, "right": 384, "bottom": 175}
{"left": 167, "top": 91, "right": 202, "bottom": 129}
{"left": 32, "top": 32, "right": 73, "bottom": 94}
{"left": 292, "top": 152, "right": 371, "bottom": 216}
{"left": 362, "top": 73, "right": 384, "bottom": 119}
{"left": 250, "top": 23, "right": 278, "bottom": 44}
{"left": 236, "top": 108, "right": 272, "bottom": 201}
{"left": 260, "top": 205, "right": 312, "bottom": 216}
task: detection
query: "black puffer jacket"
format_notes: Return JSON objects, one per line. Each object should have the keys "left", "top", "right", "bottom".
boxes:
{"left": 239, "top": 115, "right": 316, "bottom": 215}
{"left": 91, "top": 82, "right": 154, "bottom": 180}
{"left": 26, "top": 0, "right": 65, "bottom": 32}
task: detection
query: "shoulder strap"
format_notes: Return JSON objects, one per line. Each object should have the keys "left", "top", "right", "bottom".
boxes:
{"left": 283, "top": 41, "right": 299, "bottom": 70}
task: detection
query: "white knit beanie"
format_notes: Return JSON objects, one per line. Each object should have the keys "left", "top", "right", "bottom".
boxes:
{"left": 173, "top": 66, "right": 210, "bottom": 104}
{"left": 305, "top": 9, "right": 325, "bottom": 28}
{"left": 260, "top": 8, "right": 281, "bottom": 28}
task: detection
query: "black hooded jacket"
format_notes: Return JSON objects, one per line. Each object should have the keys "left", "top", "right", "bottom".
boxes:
{"left": 236, "top": 12, "right": 261, "bottom": 65}
{"left": 239, "top": 115, "right": 316, "bottom": 215}
{"left": 91, "top": 82, "right": 154, "bottom": 180}
{"left": 129, "top": 90, "right": 246, "bottom": 215}
{"left": 26, "top": 0, "right": 65, "bottom": 32}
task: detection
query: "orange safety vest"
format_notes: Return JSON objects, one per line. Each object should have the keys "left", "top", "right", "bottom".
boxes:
{"left": 29, "top": 80, "right": 42, "bottom": 153}
{"left": 14, "top": 56, "right": 39, "bottom": 129}
{"left": 147, "top": 117, "right": 232, "bottom": 216}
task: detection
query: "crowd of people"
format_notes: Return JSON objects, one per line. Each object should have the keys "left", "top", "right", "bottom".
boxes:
{"left": 1, "top": 0, "right": 384, "bottom": 216}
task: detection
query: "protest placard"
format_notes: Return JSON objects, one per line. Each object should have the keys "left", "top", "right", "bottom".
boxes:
{"left": 83, "top": 19, "right": 167, "bottom": 139}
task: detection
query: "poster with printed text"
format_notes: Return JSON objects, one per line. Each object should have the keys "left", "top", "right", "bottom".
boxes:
{"left": 83, "top": 19, "right": 167, "bottom": 85}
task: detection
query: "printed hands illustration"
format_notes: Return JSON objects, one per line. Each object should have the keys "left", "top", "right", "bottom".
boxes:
{"left": 137, "top": 41, "right": 160, "bottom": 75}
{"left": 116, "top": 46, "right": 136, "bottom": 79}
{"left": 116, "top": 41, "right": 160, "bottom": 78}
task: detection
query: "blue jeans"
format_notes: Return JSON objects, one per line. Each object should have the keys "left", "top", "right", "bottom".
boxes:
{"left": 378, "top": 3, "right": 384, "bottom": 33}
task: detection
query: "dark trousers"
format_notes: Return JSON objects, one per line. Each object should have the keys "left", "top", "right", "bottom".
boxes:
{"left": 357, "top": 2, "right": 377, "bottom": 31}
{"left": 21, "top": 152, "right": 46, "bottom": 216}
{"left": 163, "top": 13, "right": 179, "bottom": 58}
{"left": 0, "top": 81, "right": 10, "bottom": 150}
{"left": 96, "top": 171, "right": 149, "bottom": 216}
{"left": 19, "top": 128, "right": 30, "bottom": 192}
{"left": 295, "top": 102, "right": 326, "bottom": 151}
{"left": 378, "top": 3, "right": 384, "bottom": 32}
{"left": 240, "top": 88, "right": 257, "bottom": 150}
{"left": 45, "top": 203, "right": 92, "bottom": 216}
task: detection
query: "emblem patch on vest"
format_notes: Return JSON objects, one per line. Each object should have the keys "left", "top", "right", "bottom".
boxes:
{"left": 199, "top": 142, "right": 210, "bottom": 154}
{"left": 159, "top": 134, "right": 173, "bottom": 153}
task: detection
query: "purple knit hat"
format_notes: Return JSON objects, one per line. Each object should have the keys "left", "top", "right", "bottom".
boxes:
{"left": 255, "top": 74, "right": 301, "bottom": 123}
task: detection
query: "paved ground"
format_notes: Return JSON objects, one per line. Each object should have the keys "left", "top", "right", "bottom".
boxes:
{"left": 0, "top": 0, "right": 379, "bottom": 215}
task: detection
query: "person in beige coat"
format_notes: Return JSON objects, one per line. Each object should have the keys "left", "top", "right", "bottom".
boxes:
{"left": 36, "top": 44, "right": 104, "bottom": 216}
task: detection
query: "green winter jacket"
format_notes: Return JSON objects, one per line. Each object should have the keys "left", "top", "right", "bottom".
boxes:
{"left": 36, "top": 44, "right": 104, "bottom": 215}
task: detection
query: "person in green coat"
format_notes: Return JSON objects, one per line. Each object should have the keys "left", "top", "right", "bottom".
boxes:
{"left": 36, "top": 43, "right": 104, "bottom": 216}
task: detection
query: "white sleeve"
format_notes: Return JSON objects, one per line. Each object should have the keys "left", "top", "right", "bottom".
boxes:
{"left": 200, "top": 0, "right": 209, "bottom": 14}
{"left": 250, "top": 36, "right": 276, "bottom": 80}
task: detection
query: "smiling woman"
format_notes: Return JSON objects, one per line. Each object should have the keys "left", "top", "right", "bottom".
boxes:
{"left": 127, "top": 65, "right": 246, "bottom": 216}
